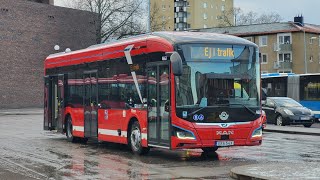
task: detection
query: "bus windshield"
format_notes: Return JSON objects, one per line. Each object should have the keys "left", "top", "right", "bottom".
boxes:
{"left": 175, "top": 44, "right": 260, "bottom": 122}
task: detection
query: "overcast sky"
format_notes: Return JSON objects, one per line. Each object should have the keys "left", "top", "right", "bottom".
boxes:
{"left": 55, "top": 0, "right": 320, "bottom": 25}
{"left": 234, "top": 0, "right": 320, "bottom": 24}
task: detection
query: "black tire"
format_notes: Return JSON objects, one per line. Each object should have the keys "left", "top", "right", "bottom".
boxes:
{"left": 202, "top": 147, "right": 218, "bottom": 153}
{"left": 129, "top": 121, "right": 150, "bottom": 155}
{"left": 275, "top": 115, "right": 285, "bottom": 126}
{"left": 303, "top": 124, "right": 312, "bottom": 128}
{"left": 66, "top": 116, "right": 76, "bottom": 142}
{"left": 66, "top": 116, "right": 88, "bottom": 143}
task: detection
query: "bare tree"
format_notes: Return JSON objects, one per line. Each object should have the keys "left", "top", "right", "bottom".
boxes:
{"left": 218, "top": 7, "right": 242, "bottom": 27}
{"left": 63, "top": 0, "right": 145, "bottom": 43}
{"left": 149, "top": 3, "right": 168, "bottom": 32}
{"left": 218, "top": 7, "right": 283, "bottom": 27}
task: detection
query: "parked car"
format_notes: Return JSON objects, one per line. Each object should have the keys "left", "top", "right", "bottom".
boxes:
{"left": 262, "top": 97, "right": 315, "bottom": 127}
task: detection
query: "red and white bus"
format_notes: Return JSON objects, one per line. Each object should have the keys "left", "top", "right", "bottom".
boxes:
{"left": 44, "top": 32, "right": 263, "bottom": 154}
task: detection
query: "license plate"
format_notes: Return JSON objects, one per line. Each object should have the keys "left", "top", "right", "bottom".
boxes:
{"left": 301, "top": 117, "right": 310, "bottom": 120}
{"left": 215, "top": 141, "right": 234, "bottom": 147}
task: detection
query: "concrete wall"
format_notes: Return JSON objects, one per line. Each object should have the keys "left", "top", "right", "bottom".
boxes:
{"left": 0, "top": 0, "right": 97, "bottom": 108}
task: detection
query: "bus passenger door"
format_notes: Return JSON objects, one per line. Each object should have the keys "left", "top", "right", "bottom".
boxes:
{"left": 147, "top": 62, "right": 171, "bottom": 148}
{"left": 44, "top": 76, "right": 51, "bottom": 130}
{"left": 56, "top": 75, "right": 65, "bottom": 133}
{"left": 84, "top": 71, "right": 98, "bottom": 138}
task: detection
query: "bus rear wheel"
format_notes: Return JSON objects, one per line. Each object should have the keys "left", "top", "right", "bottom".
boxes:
{"left": 129, "top": 121, "right": 149, "bottom": 155}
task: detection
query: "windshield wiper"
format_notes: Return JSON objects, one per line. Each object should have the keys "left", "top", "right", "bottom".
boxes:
{"left": 221, "top": 103, "right": 256, "bottom": 115}
{"left": 187, "top": 103, "right": 256, "bottom": 117}
{"left": 187, "top": 106, "right": 218, "bottom": 116}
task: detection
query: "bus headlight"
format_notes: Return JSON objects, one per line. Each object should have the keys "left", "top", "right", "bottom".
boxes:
{"left": 173, "top": 126, "right": 196, "bottom": 140}
{"left": 251, "top": 126, "right": 262, "bottom": 138}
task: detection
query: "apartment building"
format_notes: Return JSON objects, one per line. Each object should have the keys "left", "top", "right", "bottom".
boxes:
{"left": 150, "top": 0, "right": 234, "bottom": 31}
{"left": 198, "top": 16, "right": 320, "bottom": 74}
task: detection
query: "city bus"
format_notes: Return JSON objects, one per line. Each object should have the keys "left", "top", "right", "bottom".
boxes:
{"left": 44, "top": 32, "right": 263, "bottom": 155}
{"left": 261, "top": 73, "right": 320, "bottom": 120}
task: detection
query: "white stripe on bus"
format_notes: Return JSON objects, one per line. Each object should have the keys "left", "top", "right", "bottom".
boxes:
{"left": 73, "top": 126, "right": 84, "bottom": 132}
{"left": 98, "top": 128, "right": 148, "bottom": 140}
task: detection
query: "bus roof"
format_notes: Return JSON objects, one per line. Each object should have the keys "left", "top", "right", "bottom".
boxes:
{"left": 261, "top": 73, "right": 296, "bottom": 78}
{"left": 261, "top": 73, "right": 320, "bottom": 78}
{"left": 152, "top": 31, "right": 258, "bottom": 47}
{"left": 47, "top": 31, "right": 257, "bottom": 59}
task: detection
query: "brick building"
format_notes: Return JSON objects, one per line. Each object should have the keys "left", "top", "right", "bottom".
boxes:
{"left": 0, "top": 0, "right": 97, "bottom": 108}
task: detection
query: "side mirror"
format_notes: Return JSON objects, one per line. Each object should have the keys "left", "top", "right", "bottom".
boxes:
{"left": 166, "top": 52, "right": 183, "bottom": 76}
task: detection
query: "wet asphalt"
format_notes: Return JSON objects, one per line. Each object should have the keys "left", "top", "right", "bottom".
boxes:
{"left": 0, "top": 114, "right": 320, "bottom": 180}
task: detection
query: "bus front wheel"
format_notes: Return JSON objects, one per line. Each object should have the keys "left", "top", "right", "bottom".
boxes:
{"left": 66, "top": 117, "right": 88, "bottom": 143}
{"left": 202, "top": 147, "right": 218, "bottom": 154}
{"left": 66, "top": 116, "right": 76, "bottom": 142}
{"left": 129, "top": 121, "right": 150, "bottom": 155}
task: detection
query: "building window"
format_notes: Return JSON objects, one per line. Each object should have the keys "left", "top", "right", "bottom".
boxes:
{"left": 261, "top": 53, "right": 268, "bottom": 64}
{"left": 278, "top": 52, "right": 292, "bottom": 62}
{"left": 261, "top": 71, "right": 268, "bottom": 74}
{"left": 203, "top": 13, "right": 207, "bottom": 20}
{"left": 203, "top": 2, "right": 207, "bottom": 8}
{"left": 162, "top": 5, "right": 166, "bottom": 10}
{"left": 243, "top": 37, "right": 253, "bottom": 42}
{"left": 310, "top": 55, "right": 313, "bottom": 62}
{"left": 278, "top": 33, "right": 291, "bottom": 44}
{"left": 204, "top": 24, "right": 207, "bottom": 28}
{"left": 162, "top": 16, "right": 166, "bottom": 22}
{"left": 221, "top": 5, "right": 225, "bottom": 11}
{"left": 310, "top": 37, "right": 317, "bottom": 44}
{"left": 259, "top": 36, "right": 268, "bottom": 47}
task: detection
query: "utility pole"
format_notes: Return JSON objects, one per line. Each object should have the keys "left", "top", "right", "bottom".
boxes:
{"left": 147, "top": 0, "right": 151, "bottom": 33}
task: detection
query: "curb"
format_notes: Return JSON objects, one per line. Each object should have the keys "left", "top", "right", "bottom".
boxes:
{"left": 0, "top": 111, "right": 43, "bottom": 116}
{"left": 263, "top": 128, "right": 320, "bottom": 136}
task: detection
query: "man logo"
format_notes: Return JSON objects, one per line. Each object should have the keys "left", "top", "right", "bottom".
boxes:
{"left": 219, "top": 111, "right": 229, "bottom": 121}
{"left": 216, "top": 130, "right": 234, "bottom": 135}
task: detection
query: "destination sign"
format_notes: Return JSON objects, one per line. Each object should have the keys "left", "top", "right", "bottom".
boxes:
{"left": 190, "top": 46, "right": 245, "bottom": 60}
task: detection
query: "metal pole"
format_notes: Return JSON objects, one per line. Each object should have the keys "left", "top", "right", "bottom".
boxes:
{"left": 303, "top": 29, "right": 307, "bottom": 73}
{"left": 147, "top": 0, "right": 151, "bottom": 33}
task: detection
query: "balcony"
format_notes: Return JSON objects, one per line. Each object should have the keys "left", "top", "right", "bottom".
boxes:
{"left": 273, "top": 43, "right": 292, "bottom": 52}
{"left": 273, "top": 61, "right": 293, "bottom": 69}
{"left": 175, "top": 7, "right": 187, "bottom": 12}
{"left": 175, "top": 17, "right": 187, "bottom": 23}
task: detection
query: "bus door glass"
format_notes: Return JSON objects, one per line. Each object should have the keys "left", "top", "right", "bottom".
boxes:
{"left": 147, "top": 62, "right": 170, "bottom": 148}
{"left": 50, "top": 76, "right": 58, "bottom": 130}
{"left": 84, "top": 71, "right": 98, "bottom": 138}
{"left": 56, "top": 75, "right": 65, "bottom": 132}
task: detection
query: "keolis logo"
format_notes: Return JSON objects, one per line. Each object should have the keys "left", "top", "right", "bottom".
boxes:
{"left": 216, "top": 130, "right": 234, "bottom": 135}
